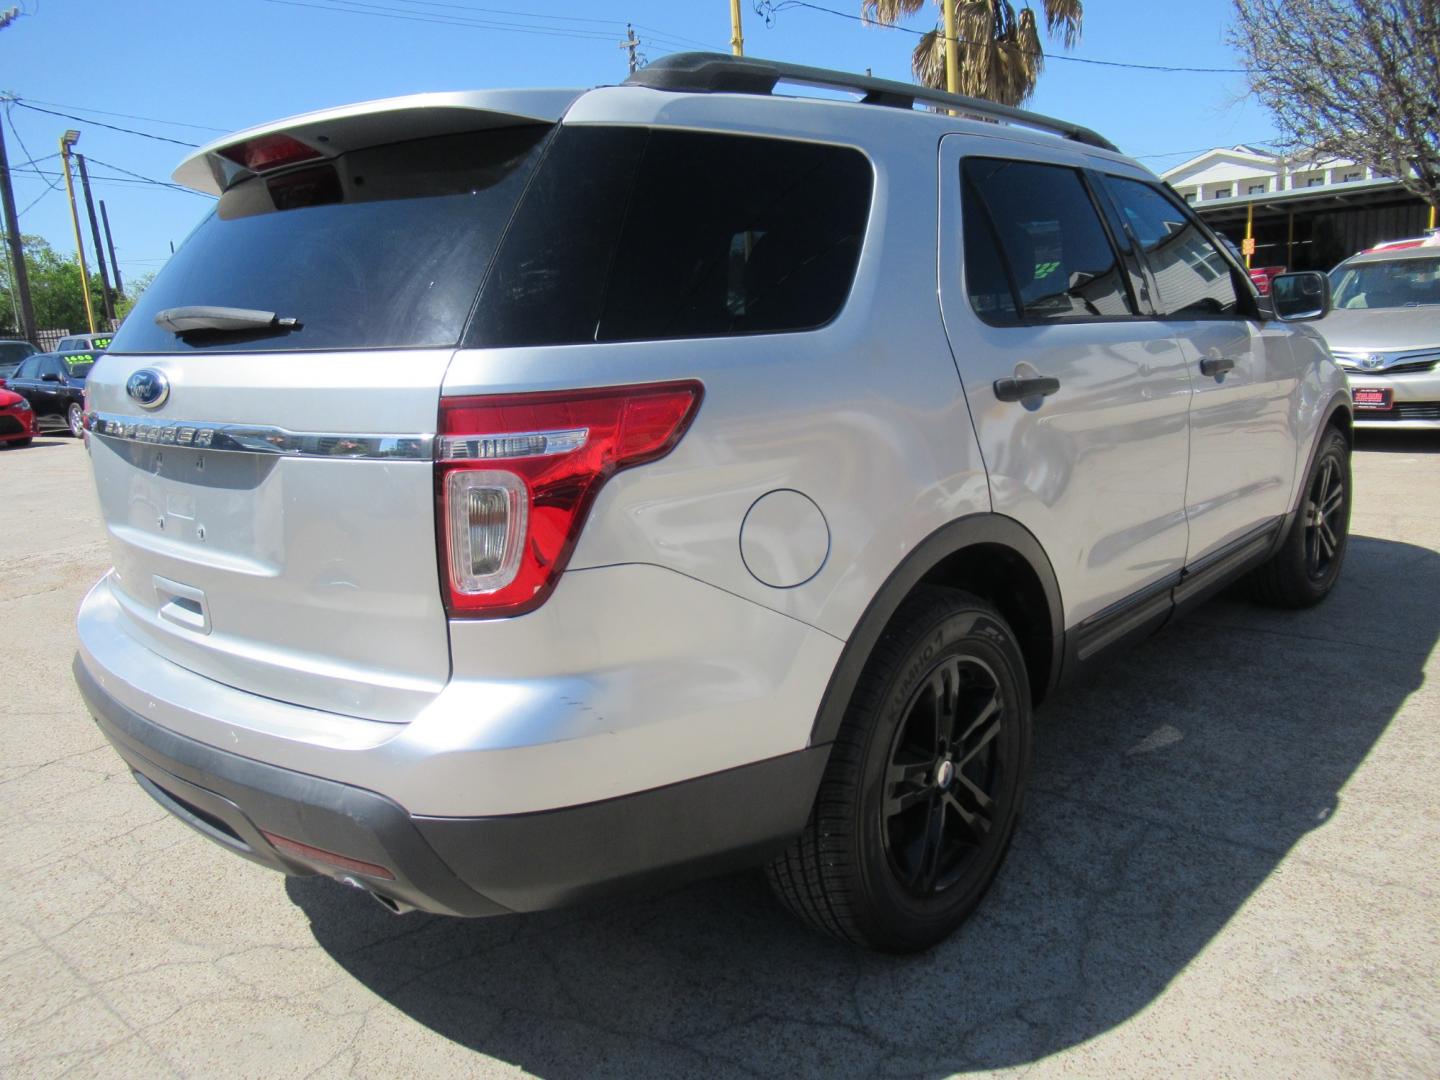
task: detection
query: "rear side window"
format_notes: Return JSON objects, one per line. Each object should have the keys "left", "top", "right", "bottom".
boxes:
{"left": 962, "top": 158, "right": 1135, "bottom": 324}
{"left": 108, "top": 126, "right": 552, "bottom": 354}
{"left": 468, "top": 128, "right": 872, "bottom": 346}
{"left": 1102, "top": 176, "right": 1241, "bottom": 318}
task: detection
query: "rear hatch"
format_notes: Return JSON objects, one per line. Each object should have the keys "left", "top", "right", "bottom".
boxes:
{"left": 86, "top": 92, "right": 574, "bottom": 722}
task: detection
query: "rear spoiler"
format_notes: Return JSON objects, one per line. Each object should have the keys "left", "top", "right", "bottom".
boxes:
{"left": 173, "top": 88, "right": 582, "bottom": 196}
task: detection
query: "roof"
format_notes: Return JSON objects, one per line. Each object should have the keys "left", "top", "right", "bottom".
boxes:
{"left": 173, "top": 54, "right": 1132, "bottom": 197}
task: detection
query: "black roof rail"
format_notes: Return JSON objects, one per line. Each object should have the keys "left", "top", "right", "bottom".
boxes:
{"left": 624, "top": 52, "right": 1120, "bottom": 154}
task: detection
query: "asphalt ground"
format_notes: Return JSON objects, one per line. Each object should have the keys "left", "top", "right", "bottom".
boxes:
{"left": 2, "top": 430, "right": 1438, "bottom": 1079}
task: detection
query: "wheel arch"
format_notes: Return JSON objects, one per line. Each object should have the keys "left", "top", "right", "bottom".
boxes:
{"left": 809, "top": 513, "right": 1064, "bottom": 746}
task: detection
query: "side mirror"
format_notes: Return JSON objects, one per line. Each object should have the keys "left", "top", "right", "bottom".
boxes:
{"left": 1270, "top": 271, "right": 1331, "bottom": 322}
{"left": 41, "top": 372, "right": 62, "bottom": 383}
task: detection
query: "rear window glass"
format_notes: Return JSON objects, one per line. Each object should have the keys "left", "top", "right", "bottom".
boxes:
{"left": 108, "top": 126, "right": 551, "bottom": 354}
{"left": 468, "top": 127, "right": 872, "bottom": 346}
{"left": 61, "top": 353, "right": 98, "bottom": 377}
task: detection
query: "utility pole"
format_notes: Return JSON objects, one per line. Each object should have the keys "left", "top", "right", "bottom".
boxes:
{"left": 729, "top": 0, "right": 743, "bottom": 55}
{"left": 75, "top": 156, "right": 115, "bottom": 324}
{"left": 99, "top": 200, "right": 123, "bottom": 297}
{"left": 0, "top": 116, "right": 36, "bottom": 341}
{"left": 0, "top": 14, "right": 36, "bottom": 342}
{"left": 59, "top": 129, "right": 96, "bottom": 333}
{"left": 619, "top": 23, "right": 641, "bottom": 74}
{"left": 943, "top": 0, "right": 959, "bottom": 95}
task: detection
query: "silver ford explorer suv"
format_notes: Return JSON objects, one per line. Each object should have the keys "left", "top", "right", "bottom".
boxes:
{"left": 75, "top": 54, "right": 1353, "bottom": 953}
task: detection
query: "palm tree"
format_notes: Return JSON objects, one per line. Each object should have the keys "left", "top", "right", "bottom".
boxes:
{"left": 862, "top": 0, "right": 1084, "bottom": 106}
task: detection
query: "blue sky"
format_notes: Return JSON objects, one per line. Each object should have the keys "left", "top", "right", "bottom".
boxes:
{"left": 1, "top": 0, "right": 1277, "bottom": 287}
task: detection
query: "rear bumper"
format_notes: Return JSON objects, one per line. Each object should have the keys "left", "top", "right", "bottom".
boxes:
{"left": 77, "top": 655, "right": 829, "bottom": 916}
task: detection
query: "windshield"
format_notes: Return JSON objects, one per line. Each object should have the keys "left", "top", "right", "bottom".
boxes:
{"left": 0, "top": 341, "right": 36, "bottom": 365}
{"left": 1330, "top": 256, "right": 1440, "bottom": 309}
{"left": 111, "top": 125, "right": 551, "bottom": 354}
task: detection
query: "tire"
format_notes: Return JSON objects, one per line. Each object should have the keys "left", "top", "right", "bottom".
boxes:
{"left": 66, "top": 402, "right": 85, "bottom": 439}
{"left": 11, "top": 437, "right": 32, "bottom": 447}
{"left": 1249, "top": 426, "right": 1351, "bottom": 609}
{"left": 767, "top": 586, "right": 1032, "bottom": 952}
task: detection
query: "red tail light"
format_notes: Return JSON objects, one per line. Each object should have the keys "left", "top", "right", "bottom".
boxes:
{"left": 218, "top": 133, "right": 323, "bottom": 173}
{"left": 436, "top": 381, "right": 703, "bottom": 618}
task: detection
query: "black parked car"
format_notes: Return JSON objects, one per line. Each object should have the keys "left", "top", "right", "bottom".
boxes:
{"left": 7, "top": 350, "right": 101, "bottom": 437}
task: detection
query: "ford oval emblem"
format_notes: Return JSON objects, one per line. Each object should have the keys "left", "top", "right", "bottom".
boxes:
{"left": 126, "top": 369, "right": 170, "bottom": 410}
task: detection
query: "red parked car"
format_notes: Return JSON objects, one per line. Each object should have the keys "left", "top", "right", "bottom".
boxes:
{"left": 0, "top": 387, "right": 36, "bottom": 447}
{"left": 1249, "top": 265, "right": 1287, "bottom": 295}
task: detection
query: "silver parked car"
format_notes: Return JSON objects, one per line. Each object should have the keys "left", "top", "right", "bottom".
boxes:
{"left": 1323, "top": 238, "right": 1440, "bottom": 428}
{"left": 74, "top": 54, "right": 1352, "bottom": 952}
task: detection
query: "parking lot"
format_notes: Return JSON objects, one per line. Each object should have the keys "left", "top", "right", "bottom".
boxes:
{"left": 2, "top": 431, "right": 1437, "bottom": 1078}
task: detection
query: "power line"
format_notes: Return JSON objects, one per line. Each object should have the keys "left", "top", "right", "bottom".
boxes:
{"left": 763, "top": 1, "right": 1248, "bottom": 75}
{"left": 261, "top": 0, "right": 627, "bottom": 42}
{"left": 8, "top": 100, "right": 201, "bottom": 147}
{"left": 17, "top": 97, "right": 230, "bottom": 133}
{"left": 8, "top": 165, "right": 210, "bottom": 197}
{"left": 82, "top": 156, "right": 212, "bottom": 197}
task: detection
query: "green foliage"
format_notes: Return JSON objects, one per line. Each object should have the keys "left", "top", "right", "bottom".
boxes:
{"left": 114, "top": 272, "right": 156, "bottom": 323}
{"left": 0, "top": 234, "right": 114, "bottom": 337}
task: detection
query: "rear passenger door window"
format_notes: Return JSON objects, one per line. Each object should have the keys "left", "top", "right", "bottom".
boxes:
{"left": 1101, "top": 177, "right": 1244, "bottom": 319}
{"left": 962, "top": 158, "right": 1135, "bottom": 324}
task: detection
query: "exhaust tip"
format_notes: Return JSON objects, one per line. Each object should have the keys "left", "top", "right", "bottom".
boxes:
{"left": 339, "top": 875, "right": 416, "bottom": 915}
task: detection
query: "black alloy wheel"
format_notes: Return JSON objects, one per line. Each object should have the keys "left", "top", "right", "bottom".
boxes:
{"left": 1249, "top": 425, "right": 1350, "bottom": 608}
{"left": 1304, "top": 452, "right": 1345, "bottom": 580}
{"left": 883, "top": 654, "right": 1007, "bottom": 897}
{"left": 767, "top": 586, "right": 1031, "bottom": 952}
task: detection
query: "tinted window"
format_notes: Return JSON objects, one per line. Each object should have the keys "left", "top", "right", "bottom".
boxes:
{"left": 14, "top": 357, "right": 39, "bottom": 378}
{"left": 0, "top": 342, "right": 35, "bottom": 364}
{"left": 1103, "top": 177, "right": 1241, "bottom": 318}
{"left": 962, "top": 159, "right": 1134, "bottom": 323}
{"left": 469, "top": 128, "right": 872, "bottom": 346}
{"left": 110, "top": 126, "right": 551, "bottom": 354}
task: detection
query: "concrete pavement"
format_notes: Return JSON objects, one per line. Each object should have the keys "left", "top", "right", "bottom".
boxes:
{"left": 2, "top": 430, "right": 1437, "bottom": 1078}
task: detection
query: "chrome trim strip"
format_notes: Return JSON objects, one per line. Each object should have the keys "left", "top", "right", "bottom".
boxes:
{"left": 88, "top": 412, "right": 434, "bottom": 460}
{"left": 437, "top": 427, "right": 588, "bottom": 462}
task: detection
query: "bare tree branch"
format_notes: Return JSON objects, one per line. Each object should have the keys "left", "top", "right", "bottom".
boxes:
{"left": 1230, "top": 0, "right": 1440, "bottom": 208}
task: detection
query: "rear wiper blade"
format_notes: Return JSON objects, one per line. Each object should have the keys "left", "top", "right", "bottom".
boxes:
{"left": 155, "top": 306, "right": 301, "bottom": 335}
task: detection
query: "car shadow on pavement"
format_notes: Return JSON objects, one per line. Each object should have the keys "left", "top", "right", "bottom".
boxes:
{"left": 288, "top": 533, "right": 1439, "bottom": 1078}
{"left": 1, "top": 437, "right": 70, "bottom": 451}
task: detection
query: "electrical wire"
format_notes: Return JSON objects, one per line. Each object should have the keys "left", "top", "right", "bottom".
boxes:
{"left": 261, "top": 0, "right": 626, "bottom": 42}
{"left": 17, "top": 97, "right": 230, "bottom": 134}
{"left": 765, "top": 1, "right": 1249, "bottom": 74}
{"left": 82, "top": 156, "right": 211, "bottom": 197}
{"left": 9, "top": 101, "right": 201, "bottom": 147}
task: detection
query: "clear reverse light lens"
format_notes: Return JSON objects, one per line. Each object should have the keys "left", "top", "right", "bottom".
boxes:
{"left": 446, "top": 470, "right": 527, "bottom": 594}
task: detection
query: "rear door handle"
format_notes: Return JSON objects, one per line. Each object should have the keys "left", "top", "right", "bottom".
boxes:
{"left": 993, "top": 376, "right": 1061, "bottom": 402}
{"left": 1200, "top": 356, "right": 1236, "bottom": 377}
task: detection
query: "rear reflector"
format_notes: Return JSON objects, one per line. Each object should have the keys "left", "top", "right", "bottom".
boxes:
{"left": 261, "top": 830, "right": 396, "bottom": 880}
{"left": 437, "top": 381, "right": 703, "bottom": 618}
{"left": 218, "top": 133, "right": 323, "bottom": 173}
